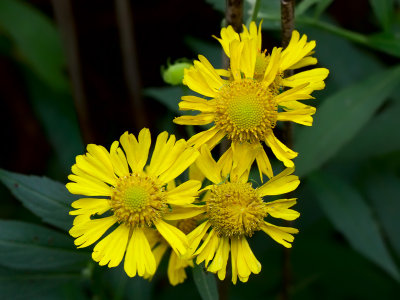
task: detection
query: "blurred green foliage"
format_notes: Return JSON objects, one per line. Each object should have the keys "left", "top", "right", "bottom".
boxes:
{"left": 0, "top": 0, "right": 400, "bottom": 299}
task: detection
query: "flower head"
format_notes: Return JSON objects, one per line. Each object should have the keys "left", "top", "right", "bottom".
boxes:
{"left": 174, "top": 22, "right": 329, "bottom": 178}
{"left": 185, "top": 145, "right": 300, "bottom": 284}
{"left": 66, "top": 129, "right": 200, "bottom": 278}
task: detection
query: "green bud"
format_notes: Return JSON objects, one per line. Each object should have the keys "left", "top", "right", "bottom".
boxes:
{"left": 161, "top": 59, "right": 193, "bottom": 86}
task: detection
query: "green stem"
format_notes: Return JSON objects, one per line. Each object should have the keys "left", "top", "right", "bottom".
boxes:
{"left": 249, "top": 0, "right": 261, "bottom": 24}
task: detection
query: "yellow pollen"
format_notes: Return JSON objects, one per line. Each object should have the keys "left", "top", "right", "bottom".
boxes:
{"left": 215, "top": 78, "right": 278, "bottom": 143}
{"left": 110, "top": 173, "right": 167, "bottom": 228}
{"left": 206, "top": 182, "right": 267, "bottom": 237}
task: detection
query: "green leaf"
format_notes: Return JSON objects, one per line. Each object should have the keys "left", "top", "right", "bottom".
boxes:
{"left": 365, "top": 173, "right": 400, "bottom": 257}
{"left": 0, "top": 220, "right": 88, "bottom": 271}
{"left": 295, "top": 65, "right": 400, "bottom": 177}
{"left": 369, "top": 0, "right": 393, "bottom": 31}
{"left": 257, "top": 0, "right": 281, "bottom": 29}
{"left": 192, "top": 264, "right": 218, "bottom": 300}
{"left": 335, "top": 101, "right": 400, "bottom": 161}
{"left": 0, "top": 0, "right": 68, "bottom": 90}
{"left": 308, "top": 172, "right": 400, "bottom": 281}
{"left": 0, "top": 266, "right": 81, "bottom": 300}
{"left": 143, "top": 86, "right": 183, "bottom": 113}
{"left": 0, "top": 169, "right": 75, "bottom": 231}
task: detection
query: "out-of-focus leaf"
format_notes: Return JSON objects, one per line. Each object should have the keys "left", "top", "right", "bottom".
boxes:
{"left": 367, "top": 32, "right": 400, "bottom": 57}
{"left": 295, "top": 65, "right": 400, "bottom": 177}
{"left": 314, "top": 0, "right": 334, "bottom": 18}
{"left": 335, "top": 101, "right": 400, "bottom": 161}
{"left": 205, "top": 0, "right": 224, "bottom": 13}
{"left": 0, "top": 168, "right": 75, "bottom": 231}
{"left": 0, "top": 220, "right": 88, "bottom": 271}
{"left": 301, "top": 22, "right": 383, "bottom": 93}
{"left": 192, "top": 264, "right": 218, "bottom": 300}
{"left": 308, "top": 172, "right": 400, "bottom": 281}
{"left": 0, "top": 0, "right": 68, "bottom": 90}
{"left": 23, "top": 69, "right": 83, "bottom": 173}
{"left": 366, "top": 173, "right": 400, "bottom": 257}
{"left": 185, "top": 36, "right": 221, "bottom": 68}
{"left": 143, "top": 86, "right": 183, "bottom": 113}
{"left": 0, "top": 266, "right": 81, "bottom": 300}
{"left": 296, "top": 0, "right": 320, "bottom": 16}
{"left": 105, "top": 267, "right": 153, "bottom": 300}
{"left": 257, "top": 0, "right": 281, "bottom": 29}
{"left": 369, "top": 0, "right": 393, "bottom": 31}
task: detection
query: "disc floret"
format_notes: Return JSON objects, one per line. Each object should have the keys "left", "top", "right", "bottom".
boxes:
{"left": 206, "top": 182, "right": 267, "bottom": 237}
{"left": 111, "top": 173, "right": 167, "bottom": 227}
{"left": 215, "top": 79, "right": 278, "bottom": 143}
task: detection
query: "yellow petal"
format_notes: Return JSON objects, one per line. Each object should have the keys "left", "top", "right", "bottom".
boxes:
{"left": 154, "top": 220, "right": 188, "bottom": 256}
{"left": 66, "top": 171, "right": 112, "bottom": 197}
{"left": 119, "top": 129, "right": 151, "bottom": 173}
{"left": 216, "top": 237, "right": 230, "bottom": 281}
{"left": 277, "top": 109, "right": 315, "bottom": 126}
{"left": 189, "top": 163, "right": 205, "bottom": 182}
{"left": 109, "top": 141, "right": 129, "bottom": 177}
{"left": 257, "top": 167, "right": 299, "bottom": 196}
{"left": 260, "top": 222, "right": 299, "bottom": 248}
{"left": 184, "top": 65, "right": 219, "bottom": 98}
{"left": 163, "top": 204, "right": 206, "bottom": 221}
{"left": 158, "top": 146, "right": 200, "bottom": 184}
{"left": 263, "top": 47, "right": 282, "bottom": 87}
{"left": 124, "top": 228, "right": 156, "bottom": 277}
{"left": 264, "top": 133, "right": 297, "bottom": 167}
{"left": 70, "top": 198, "right": 110, "bottom": 216}
{"left": 282, "top": 68, "right": 329, "bottom": 92}
{"left": 265, "top": 198, "right": 300, "bottom": 220}
{"left": 217, "top": 146, "right": 233, "bottom": 179}
{"left": 173, "top": 114, "right": 215, "bottom": 125}
{"left": 70, "top": 216, "right": 116, "bottom": 248}
{"left": 240, "top": 237, "right": 261, "bottom": 274}
{"left": 255, "top": 146, "right": 273, "bottom": 181}
{"left": 168, "top": 251, "right": 191, "bottom": 286}
{"left": 236, "top": 237, "right": 251, "bottom": 279}
{"left": 186, "top": 221, "right": 211, "bottom": 259}
{"left": 178, "top": 96, "right": 216, "bottom": 113}
{"left": 92, "top": 224, "right": 129, "bottom": 267}
{"left": 274, "top": 83, "right": 314, "bottom": 104}
{"left": 230, "top": 142, "right": 258, "bottom": 182}
{"left": 230, "top": 238, "right": 238, "bottom": 284}
{"left": 195, "top": 229, "right": 219, "bottom": 267}
{"left": 186, "top": 126, "right": 220, "bottom": 149}
{"left": 166, "top": 180, "right": 201, "bottom": 205}
{"left": 195, "top": 145, "right": 222, "bottom": 184}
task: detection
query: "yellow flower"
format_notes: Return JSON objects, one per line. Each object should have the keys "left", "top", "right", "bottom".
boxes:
{"left": 66, "top": 129, "right": 200, "bottom": 278}
{"left": 185, "top": 145, "right": 300, "bottom": 284}
{"left": 174, "top": 22, "right": 329, "bottom": 178}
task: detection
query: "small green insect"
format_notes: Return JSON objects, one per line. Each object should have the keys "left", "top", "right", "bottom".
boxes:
{"left": 161, "top": 58, "right": 193, "bottom": 86}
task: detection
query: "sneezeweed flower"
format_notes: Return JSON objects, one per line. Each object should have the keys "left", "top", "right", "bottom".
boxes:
{"left": 66, "top": 129, "right": 201, "bottom": 278}
{"left": 185, "top": 145, "right": 300, "bottom": 284}
{"left": 174, "top": 21, "right": 329, "bottom": 179}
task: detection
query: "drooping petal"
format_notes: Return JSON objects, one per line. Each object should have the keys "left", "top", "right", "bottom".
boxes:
{"left": 195, "top": 145, "right": 222, "bottom": 184}
{"left": 92, "top": 224, "right": 129, "bottom": 268}
{"left": 240, "top": 237, "right": 261, "bottom": 274}
{"left": 124, "top": 228, "right": 156, "bottom": 277}
{"left": 186, "top": 221, "right": 211, "bottom": 259}
{"left": 154, "top": 220, "right": 188, "bottom": 256}
{"left": 265, "top": 198, "right": 300, "bottom": 220}
{"left": 260, "top": 222, "right": 299, "bottom": 248}
{"left": 264, "top": 133, "right": 297, "bottom": 168}
{"left": 195, "top": 229, "right": 220, "bottom": 267}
